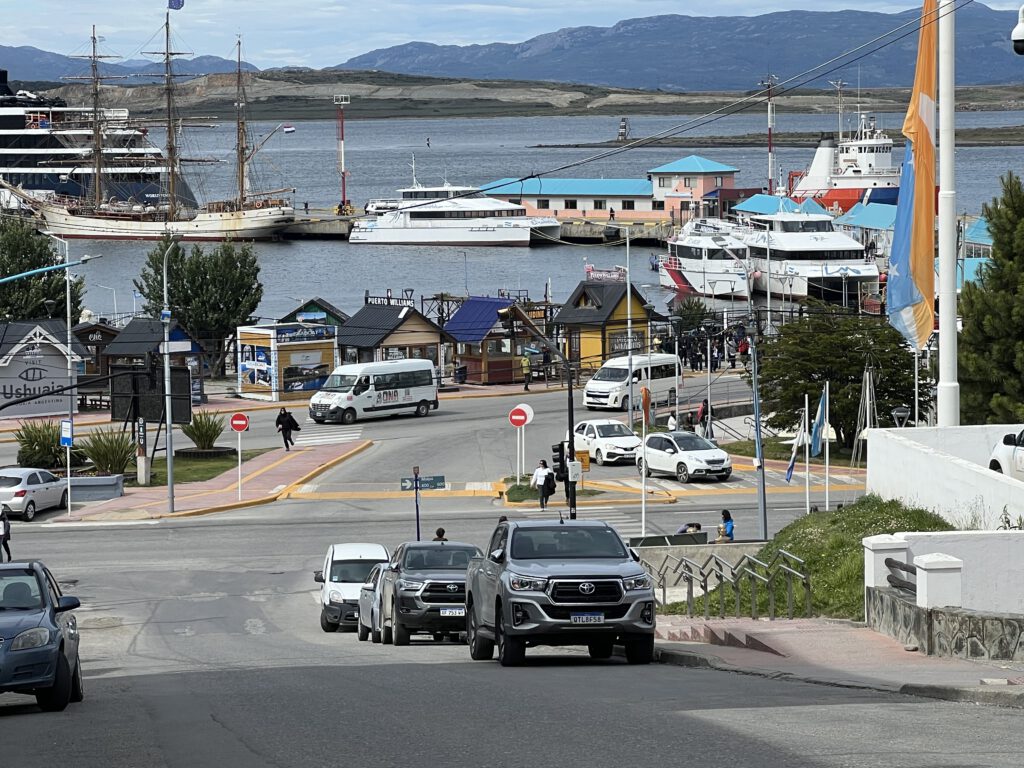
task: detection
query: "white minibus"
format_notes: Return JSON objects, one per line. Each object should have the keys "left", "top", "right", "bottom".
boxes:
{"left": 308, "top": 359, "right": 438, "bottom": 425}
{"left": 583, "top": 353, "right": 681, "bottom": 411}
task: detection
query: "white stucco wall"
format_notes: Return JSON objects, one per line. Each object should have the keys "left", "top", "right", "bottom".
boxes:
{"left": 888, "top": 531, "right": 1024, "bottom": 614}
{"left": 866, "top": 426, "right": 1024, "bottom": 529}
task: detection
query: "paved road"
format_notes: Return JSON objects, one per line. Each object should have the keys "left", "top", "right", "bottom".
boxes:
{"left": 4, "top": 504, "right": 1020, "bottom": 767}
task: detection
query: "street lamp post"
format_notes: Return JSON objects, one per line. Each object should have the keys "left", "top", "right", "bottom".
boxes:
{"left": 96, "top": 284, "right": 117, "bottom": 324}
{"left": 594, "top": 220, "right": 635, "bottom": 421}
{"left": 162, "top": 236, "right": 182, "bottom": 516}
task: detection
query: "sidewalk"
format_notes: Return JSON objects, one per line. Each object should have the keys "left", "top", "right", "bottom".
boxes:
{"left": 58, "top": 440, "right": 370, "bottom": 522}
{"left": 654, "top": 615, "right": 1024, "bottom": 708}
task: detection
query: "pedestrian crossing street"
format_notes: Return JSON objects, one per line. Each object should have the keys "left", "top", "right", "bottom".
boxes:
{"left": 293, "top": 419, "right": 363, "bottom": 447}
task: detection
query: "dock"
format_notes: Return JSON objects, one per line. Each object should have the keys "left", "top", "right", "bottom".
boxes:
{"left": 558, "top": 220, "right": 672, "bottom": 245}
{"left": 281, "top": 214, "right": 354, "bottom": 239}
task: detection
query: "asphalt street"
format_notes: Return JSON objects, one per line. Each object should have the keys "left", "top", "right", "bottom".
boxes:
{"left": 3, "top": 504, "right": 1021, "bottom": 767}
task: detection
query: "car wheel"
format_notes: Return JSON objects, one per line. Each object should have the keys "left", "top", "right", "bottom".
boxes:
{"left": 23, "top": 501, "right": 36, "bottom": 522}
{"left": 59, "top": 490, "right": 68, "bottom": 510}
{"left": 381, "top": 601, "right": 393, "bottom": 645}
{"left": 392, "top": 603, "right": 410, "bottom": 646}
{"left": 637, "top": 459, "right": 651, "bottom": 478}
{"left": 36, "top": 652, "right": 73, "bottom": 712}
{"left": 341, "top": 409, "right": 357, "bottom": 426}
{"left": 676, "top": 463, "right": 690, "bottom": 483}
{"left": 415, "top": 401, "right": 430, "bottom": 417}
{"left": 595, "top": 449, "right": 605, "bottom": 466}
{"left": 70, "top": 654, "right": 84, "bottom": 703}
{"left": 992, "top": 463, "right": 1003, "bottom": 474}
{"left": 588, "top": 639, "right": 614, "bottom": 660}
{"left": 624, "top": 634, "right": 655, "bottom": 665}
{"left": 357, "top": 617, "right": 370, "bottom": 642}
{"left": 371, "top": 608, "right": 382, "bottom": 644}
{"left": 467, "top": 603, "right": 494, "bottom": 661}
{"left": 497, "top": 609, "right": 525, "bottom": 667}
{"left": 620, "top": 396, "right": 629, "bottom": 413}
{"left": 320, "top": 609, "right": 338, "bottom": 633}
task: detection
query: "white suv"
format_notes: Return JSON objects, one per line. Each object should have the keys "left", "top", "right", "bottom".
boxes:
{"left": 989, "top": 428, "right": 1024, "bottom": 480}
{"left": 637, "top": 431, "right": 732, "bottom": 483}
{"left": 568, "top": 419, "right": 641, "bottom": 465}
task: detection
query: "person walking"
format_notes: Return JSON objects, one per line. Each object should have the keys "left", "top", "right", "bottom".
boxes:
{"left": 275, "top": 407, "right": 301, "bottom": 451}
{"left": 520, "top": 353, "right": 533, "bottom": 391}
{"left": 433, "top": 527, "right": 448, "bottom": 541}
{"left": 726, "top": 337, "right": 738, "bottom": 369}
{"left": 0, "top": 509, "right": 11, "bottom": 563}
{"left": 530, "top": 459, "right": 555, "bottom": 510}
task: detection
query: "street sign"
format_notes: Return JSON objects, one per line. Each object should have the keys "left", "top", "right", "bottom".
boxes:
{"left": 401, "top": 475, "right": 446, "bottom": 491}
{"left": 575, "top": 450, "right": 591, "bottom": 472}
{"left": 508, "top": 406, "right": 530, "bottom": 428}
{"left": 60, "top": 419, "right": 73, "bottom": 447}
{"left": 229, "top": 412, "right": 250, "bottom": 432}
{"left": 567, "top": 460, "right": 582, "bottom": 483}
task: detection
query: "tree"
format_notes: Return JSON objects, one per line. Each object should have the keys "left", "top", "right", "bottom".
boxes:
{"left": 0, "top": 219, "right": 84, "bottom": 323}
{"left": 671, "top": 296, "right": 716, "bottom": 334}
{"left": 958, "top": 172, "right": 1024, "bottom": 424}
{"left": 757, "top": 304, "right": 924, "bottom": 449}
{"left": 133, "top": 238, "right": 263, "bottom": 376}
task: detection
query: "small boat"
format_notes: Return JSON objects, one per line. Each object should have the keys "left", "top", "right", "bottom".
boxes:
{"left": 282, "top": 124, "right": 296, "bottom": 134}
{"left": 659, "top": 222, "right": 751, "bottom": 298}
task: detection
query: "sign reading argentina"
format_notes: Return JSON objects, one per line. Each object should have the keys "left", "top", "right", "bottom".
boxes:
{"left": 0, "top": 323, "right": 83, "bottom": 418}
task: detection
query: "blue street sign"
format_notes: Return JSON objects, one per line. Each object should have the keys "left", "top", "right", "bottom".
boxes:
{"left": 60, "top": 419, "right": 73, "bottom": 447}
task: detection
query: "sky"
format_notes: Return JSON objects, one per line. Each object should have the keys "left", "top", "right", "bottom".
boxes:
{"left": 2, "top": 1, "right": 1019, "bottom": 69}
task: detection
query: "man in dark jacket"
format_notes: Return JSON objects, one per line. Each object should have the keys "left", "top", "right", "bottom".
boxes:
{"left": 275, "top": 407, "right": 301, "bottom": 451}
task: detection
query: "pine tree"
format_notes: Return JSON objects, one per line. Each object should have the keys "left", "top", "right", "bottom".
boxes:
{"left": 0, "top": 219, "right": 84, "bottom": 322}
{"left": 959, "top": 172, "right": 1024, "bottom": 424}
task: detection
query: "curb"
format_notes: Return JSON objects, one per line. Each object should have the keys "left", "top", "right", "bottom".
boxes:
{"left": 654, "top": 645, "right": 1024, "bottom": 709}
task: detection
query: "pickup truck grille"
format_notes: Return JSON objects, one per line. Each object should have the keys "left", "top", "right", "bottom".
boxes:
{"left": 422, "top": 581, "right": 466, "bottom": 604}
{"left": 549, "top": 579, "right": 622, "bottom": 604}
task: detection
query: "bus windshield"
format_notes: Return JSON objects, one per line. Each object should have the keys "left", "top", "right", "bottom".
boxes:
{"left": 593, "top": 367, "right": 629, "bottom": 382}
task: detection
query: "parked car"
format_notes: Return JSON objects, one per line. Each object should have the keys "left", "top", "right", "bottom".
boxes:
{"left": 357, "top": 563, "right": 386, "bottom": 643}
{"left": 0, "top": 469, "right": 67, "bottom": 521}
{"left": 379, "top": 541, "right": 482, "bottom": 646}
{"left": 465, "top": 520, "right": 656, "bottom": 666}
{"left": 0, "top": 560, "right": 84, "bottom": 711}
{"left": 567, "top": 419, "right": 641, "bottom": 466}
{"left": 313, "top": 543, "right": 389, "bottom": 633}
{"left": 989, "top": 428, "right": 1024, "bottom": 480}
{"left": 636, "top": 431, "right": 732, "bottom": 483}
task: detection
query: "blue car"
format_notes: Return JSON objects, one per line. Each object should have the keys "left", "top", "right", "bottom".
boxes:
{"left": 0, "top": 561, "right": 83, "bottom": 712}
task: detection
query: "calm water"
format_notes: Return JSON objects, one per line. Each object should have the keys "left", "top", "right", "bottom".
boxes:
{"left": 76, "top": 111, "right": 1023, "bottom": 321}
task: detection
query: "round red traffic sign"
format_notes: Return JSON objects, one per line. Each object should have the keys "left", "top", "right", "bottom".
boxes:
{"left": 508, "top": 406, "right": 529, "bottom": 428}
{"left": 230, "top": 412, "right": 250, "bottom": 432}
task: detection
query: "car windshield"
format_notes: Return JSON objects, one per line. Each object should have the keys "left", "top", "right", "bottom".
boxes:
{"left": 329, "top": 559, "right": 385, "bottom": 583}
{"left": 670, "top": 432, "right": 717, "bottom": 451}
{"left": 596, "top": 423, "right": 634, "bottom": 438}
{"left": 510, "top": 526, "right": 627, "bottom": 559}
{"left": 0, "top": 476, "right": 21, "bottom": 488}
{"left": 0, "top": 570, "right": 44, "bottom": 611}
{"left": 592, "top": 367, "right": 629, "bottom": 382}
{"left": 403, "top": 546, "right": 479, "bottom": 570}
{"left": 323, "top": 374, "right": 358, "bottom": 392}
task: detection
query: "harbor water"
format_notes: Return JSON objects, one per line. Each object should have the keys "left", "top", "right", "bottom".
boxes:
{"left": 77, "top": 111, "right": 1023, "bottom": 321}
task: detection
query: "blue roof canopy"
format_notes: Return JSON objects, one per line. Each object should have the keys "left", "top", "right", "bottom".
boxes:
{"left": 964, "top": 217, "right": 992, "bottom": 246}
{"left": 483, "top": 178, "right": 652, "bottom": 197}
{"left": 648, "top": 155, "right": 738, "bottom": 174}
{"left": 834, "top": 202, "right": 898, "bottom": 231}
{"left": 444, "top": 296, "right": 514, "bottom": 343}
{"left": 733, "top": 194, "right": 828, "bottom": 215}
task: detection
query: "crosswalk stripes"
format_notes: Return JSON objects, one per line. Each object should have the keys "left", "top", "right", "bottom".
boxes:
{"left": 519, "top": 508, "right": 645, "bottom": 539}
{"left": 293, "top": 420, "right": 363, "bottom": 447}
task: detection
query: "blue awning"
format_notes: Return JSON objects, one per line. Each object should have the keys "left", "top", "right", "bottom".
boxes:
{"left": 964, "top": 217, "right": 992, "bottom": 246}
{"left": 732, "top": 194, "right": 828, "bottom": 215}
{"left": 834, "top": 202, "right": 898, "bottom": 231}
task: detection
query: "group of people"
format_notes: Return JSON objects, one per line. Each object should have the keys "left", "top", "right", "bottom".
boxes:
{"left": 678, "top": 333, "right": 750, "bottom": 372}
{"left": 676, "top": 510, "right": 735, "bottom": 543}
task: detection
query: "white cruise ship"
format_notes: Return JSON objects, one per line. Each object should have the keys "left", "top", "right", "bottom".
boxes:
{"left": 350, "top": 175, "right": 561, "bottom": 247}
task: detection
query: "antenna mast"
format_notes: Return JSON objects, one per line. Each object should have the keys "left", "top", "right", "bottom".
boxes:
{"left": 829, "top": 79, "right": 847, "bottom": 142}
{"left": 760, "top": 74, "right": 778, "bottom": 194}
{"left": 334, "top": 94, "right": 350, "bottom": 211}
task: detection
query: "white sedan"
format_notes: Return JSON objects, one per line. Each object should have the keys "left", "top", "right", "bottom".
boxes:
{"left": 636, "top": 431, "right": 732, "bottom": 483}
{"left": 568, "top": 419, "right": 642, "bottom": 466}
{"left": 989, "top": 428, "right": 1024, "bottom": 480}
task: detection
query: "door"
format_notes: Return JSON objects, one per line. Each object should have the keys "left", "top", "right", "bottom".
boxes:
{"left": 45, "top": 569, "right": 78, "bottom": 662}
{"left": 643, "top": 436, "right": 664, "bottom": 474}
{"left": 479, "top": 525, "right": 508, "bottom": 628}
{"left": 384, "top": 546, "right": 403, "bottom": 617}
{"left": 352, "top": 375, "right": 374, "bottom": 415}
{"left": 359, "top": 564, "right": 380, "bottom": 623}
{"left": 25, "top": 472, "right": 43, "bottom": 508}
{"left": 39, "top": 470, "right": 61, "bottom": 508}
{"left": 574, "top": 423, "right": 589, "bottom": 451}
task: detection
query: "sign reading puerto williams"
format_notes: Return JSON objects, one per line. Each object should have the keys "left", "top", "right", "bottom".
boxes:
{"left": 0, "top": 321, "right": 85, "bottom": 419}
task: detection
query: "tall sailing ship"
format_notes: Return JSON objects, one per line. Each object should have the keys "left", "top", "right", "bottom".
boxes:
{"left": 1, "top": 17, "right": 294, "bottom": 241}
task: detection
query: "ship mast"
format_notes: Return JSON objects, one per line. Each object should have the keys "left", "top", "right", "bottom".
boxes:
{"left": 236, "top": 37, "right": 246, "bottom": 208}
{"left": 144, "top": 13, "right": 190, "bottom": 220}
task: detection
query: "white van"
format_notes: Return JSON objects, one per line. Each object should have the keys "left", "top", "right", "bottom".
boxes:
{"left": 308, "top": 359, "right": 438, "bottom": 425}
{"left": 583, "top": 353, "right": 681, "bottom": 411}
{"left": 314, "top": 542, "right": 390, "bottom": 632}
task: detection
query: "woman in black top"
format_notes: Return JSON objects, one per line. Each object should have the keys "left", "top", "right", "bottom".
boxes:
{"left": 275, "top": 408, "right": 301, "bottom": 451}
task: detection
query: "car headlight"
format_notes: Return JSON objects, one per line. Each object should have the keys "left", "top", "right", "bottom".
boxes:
{"left": 396, "top": 579, "right": 423, "bottom": 591}
{"left": 10, "top": 627, "right": 51, "bottom": 651}
{"left": 622, "top": 574, "right": 652, "bottom": 591}
{"left": 328, "top": 590, "right": 344, "bottom": 603}
{"left": 508, "top": 574, "right": 548, "bottom": 591}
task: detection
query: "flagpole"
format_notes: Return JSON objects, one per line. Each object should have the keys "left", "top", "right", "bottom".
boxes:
{"left": 804, "top": 393, "right": 810, "bottom": 515}
{"left": 824, "top": 380, "right": 830, "bottom": 511}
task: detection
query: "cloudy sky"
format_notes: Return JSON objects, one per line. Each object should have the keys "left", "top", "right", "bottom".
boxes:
{"left": 3, "top": 1, "right": 1018, "bottom": 68}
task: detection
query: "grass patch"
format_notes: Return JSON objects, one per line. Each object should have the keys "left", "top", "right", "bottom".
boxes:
{"left": 725, "top": 437, "right": 855, "bottom": 465}
{"left": 124, "top": 448, "right": 275, "bottom": 487}
{"left": 502, "top": 476, "right": 604, "bottom": 503}
{"left": 663, "top": 494, "right": 953, "bottom": 621}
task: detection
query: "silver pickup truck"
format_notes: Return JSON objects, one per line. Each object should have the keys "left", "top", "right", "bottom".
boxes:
{"left": 465, "top": 519, "right": 656, "bottom": 666}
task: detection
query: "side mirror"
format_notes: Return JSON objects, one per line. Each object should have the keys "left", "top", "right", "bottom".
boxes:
{"left": 1004, "top": 434, "right": 1016, "bottom": 446}
{"left": 664, "top": 447, "right": 676, "bottom": 455}
{"left": 490, "top": 548, "right": 505, "bottom": 563}
{"left": 313, "top": 570, "right": 325, "bottom": 583}
{"left": 629, "top": 548, "right": 641, "bottom": 563}
{"left": 55, "top": 595, "right": 81, "bottom": 613}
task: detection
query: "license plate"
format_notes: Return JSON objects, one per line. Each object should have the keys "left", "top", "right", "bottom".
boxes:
{"left": 440, "top": 607, "right": 465, "bottom": 617}
{"left": 570, "top": 612, "right": 604, "bottom": 624}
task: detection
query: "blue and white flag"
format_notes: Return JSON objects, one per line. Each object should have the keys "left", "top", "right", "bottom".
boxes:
{"left": 810, "top": 388, "right": 827, "bottom": 458}
{"left": 168, "top": 0, "right": 185, "bottom": 10}
{"left": 785, "top": 431, "right": 801, "bottom": 483}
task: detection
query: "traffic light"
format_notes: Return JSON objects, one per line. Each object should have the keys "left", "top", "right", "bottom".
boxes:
{"left": 551, "top": 442, "right": 566, "bottom": 482}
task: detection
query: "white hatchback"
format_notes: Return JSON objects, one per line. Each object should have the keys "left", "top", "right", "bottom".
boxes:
{"left": 636, "top": 431, "right": 732, "bottom": 483}
{"left": 989, "top": 428, "right": 1024, "bottom": 481}
{"left": 0, "top": 468, "right": 67, "bottom": 521}
{"left": 567, "top": 419, "right": 642, "bottom": 465}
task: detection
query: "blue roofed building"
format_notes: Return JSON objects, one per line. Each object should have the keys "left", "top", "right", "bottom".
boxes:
{"left": 648, "top": 155, "right": 759, "bottom": 221}
{"left": 484, "top": 177, "right": 657, "bottom": 222}
{"left": 443, "top": 296, "right": 518, "bottom": 384}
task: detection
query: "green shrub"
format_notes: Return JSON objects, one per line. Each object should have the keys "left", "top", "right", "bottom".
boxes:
{"left": 181, "top": 411, "right": 225, "bottom": 450}
{"left": 14, "top": 420, "right": 85, "bottom": 469}
{"left": 79, "top": 427, "right": 135, "bottom": 475}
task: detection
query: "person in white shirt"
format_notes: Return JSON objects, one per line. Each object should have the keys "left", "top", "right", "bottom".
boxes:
{"left": 666, "top": 414, "right": 677, "bottom": 431}
{"left": 530, "top": 459, "right": 554, "bottom": 510}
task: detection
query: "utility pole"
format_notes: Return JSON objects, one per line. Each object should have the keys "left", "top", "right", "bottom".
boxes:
{"left": 760, "top": 74, "right": 779, "bottom": 194}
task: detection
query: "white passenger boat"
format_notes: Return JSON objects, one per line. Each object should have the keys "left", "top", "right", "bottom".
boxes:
{"left": 659, "top": 223, "right": 751, "bottom": 298}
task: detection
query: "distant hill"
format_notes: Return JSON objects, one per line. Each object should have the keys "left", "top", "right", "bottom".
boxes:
{"left": 339, "top": 3, "right": 1021, "bottom": 91}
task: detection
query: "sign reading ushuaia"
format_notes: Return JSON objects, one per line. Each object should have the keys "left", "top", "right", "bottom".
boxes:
{"left": 0, "top": 322, "right": 83, "bottom": 419}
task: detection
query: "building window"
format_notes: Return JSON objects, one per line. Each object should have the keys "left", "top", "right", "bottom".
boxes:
{"left": 593, "top": 199, "right": 606, "bottom": 210}
{"left": 715, "top": 176, "right": 723, "bottom": 187}
{"left": 658, "top": 176, "right": 672, "bottom": 188}
{"left": 652, "top": 200, "right": 665, "bottom": 211}
{"left": 537, "top": 198, "right": 549, "bottom": 209}
{"left": 621, "top": 200, "right": 635, "bottom": 211}
{"left": 563, "top": 199, "right": 577, "bottom": 210}
{"left": 684, "top": 177, "right": 693, "bottom": 187}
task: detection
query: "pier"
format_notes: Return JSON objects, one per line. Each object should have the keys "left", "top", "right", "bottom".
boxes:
{"left": 281, "top": 213, "right": 354, "bottom": 239}
{"left": 558, "top": 220, "right": 672, "bottom": 245}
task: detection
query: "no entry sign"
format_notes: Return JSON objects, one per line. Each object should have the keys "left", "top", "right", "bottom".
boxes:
{"left": 508, "top": 402, "right": 534, "bottom": 428}
{"left": 230, "top": 412, "right": 250, "bottom": 432}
